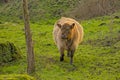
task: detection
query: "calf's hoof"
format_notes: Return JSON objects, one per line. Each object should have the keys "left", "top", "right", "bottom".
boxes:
{"left": 60, "top": 57, "right": 64, "bottom": 61}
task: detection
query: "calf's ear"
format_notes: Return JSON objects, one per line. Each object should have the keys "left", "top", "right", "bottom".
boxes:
{"left": 70, "top": 23, "right": 75, "bottom": 29}
{"left": 57, "top": 24, "right": 62, "bottom": 28}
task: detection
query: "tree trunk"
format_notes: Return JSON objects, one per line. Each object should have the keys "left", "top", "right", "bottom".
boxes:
{"left": 22, "top": 0, "right": 35, "bottom": 74}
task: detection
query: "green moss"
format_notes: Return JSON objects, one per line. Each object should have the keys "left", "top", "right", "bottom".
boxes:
{"left": 0, "top": 42, "right": 21, "bottom": 64}
{"left": 0, "top": 74, "right": 35, "bottom": 80}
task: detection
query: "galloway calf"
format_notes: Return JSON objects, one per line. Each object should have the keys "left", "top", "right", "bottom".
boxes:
{"left": 53, "top": 17, "right": 84, "bottom": 64}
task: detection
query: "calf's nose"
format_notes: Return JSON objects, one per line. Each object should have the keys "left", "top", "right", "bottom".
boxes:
{"left": 61, "top": 35, "right": 67, "bottom": 39}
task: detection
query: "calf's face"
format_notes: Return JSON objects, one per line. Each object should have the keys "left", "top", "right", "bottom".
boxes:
{"left": 57, "top": 23, "right": 75, "bottom": 39}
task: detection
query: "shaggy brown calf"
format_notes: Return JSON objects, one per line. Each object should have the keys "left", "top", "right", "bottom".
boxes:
{"left": 53, "top": 17, "right": 84, "bottom": 64}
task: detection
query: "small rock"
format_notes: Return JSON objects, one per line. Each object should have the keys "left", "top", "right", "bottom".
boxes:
{"left": 98, "top": 23, "right": 106, "bottom": 26}
{"left": 114, "top": 16, "right": 119, "bottom": 19}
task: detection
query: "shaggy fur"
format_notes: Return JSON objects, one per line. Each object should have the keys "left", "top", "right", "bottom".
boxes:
{"left": 53, "top": 17, "right": 84, "bottom": 64}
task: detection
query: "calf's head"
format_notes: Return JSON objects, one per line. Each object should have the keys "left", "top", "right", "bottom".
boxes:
{"left": 57, "top": 23, "right": 75, "bottom": 39}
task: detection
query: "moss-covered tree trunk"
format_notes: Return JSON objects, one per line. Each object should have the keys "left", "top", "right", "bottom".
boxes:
{"left": 23, "top": 0, "right": 35, "bottom": 74}
{"left": 0, "top": 42, "right": 21, "bottom": 64}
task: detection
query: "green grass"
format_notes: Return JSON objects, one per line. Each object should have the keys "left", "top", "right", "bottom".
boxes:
{"left": 0, "top": 74, "right": 35, "bottom": 80}
{"left": 0, "top": 14, "right": 120, "bottom": 80}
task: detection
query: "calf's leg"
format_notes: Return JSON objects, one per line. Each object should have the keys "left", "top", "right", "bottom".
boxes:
{"left": 70, "top": 50, "right": 75, "bottom": 64}
{"left": 59, "top": 48, "right": 64, "bottom": 61}
{"left": 67, "top": 49, "right": 70, "bottom": 57}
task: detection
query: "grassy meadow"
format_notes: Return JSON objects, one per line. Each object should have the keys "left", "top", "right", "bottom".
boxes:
{"left": 0, "top": 14, "right": 120, "bottom": 80}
